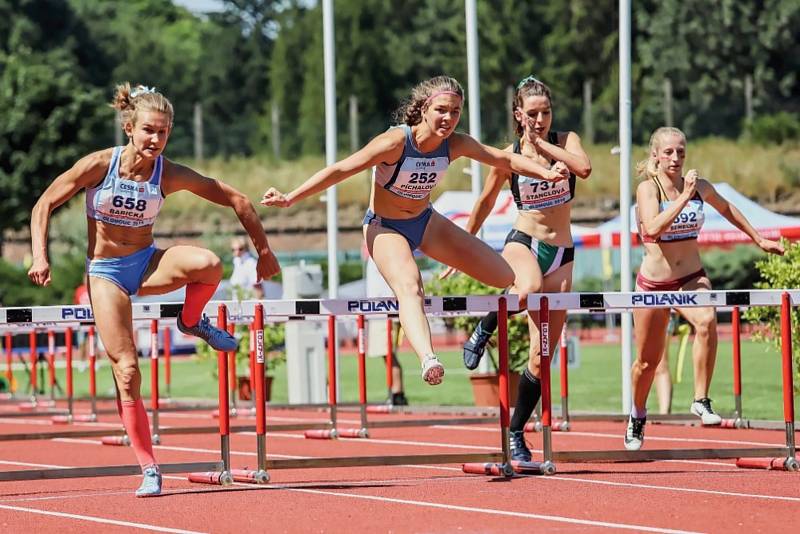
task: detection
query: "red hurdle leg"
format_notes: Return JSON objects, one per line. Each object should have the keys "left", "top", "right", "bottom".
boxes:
{"left": 29, "top": 330, "right": 37, "bottom": 401}
{"left": 356, "top": 314, "right": 369, "bottom": 437}
{"left": 188, "top": 304, "right": 234, "bottom": 485}
{"left": 150, "top": 320, "right": 161, "bottom": 444}
{"left": 227, "top": 322, "right": 237, "bottom": 415}
{"left": 163, "top": 326, "right": 172, "bottom": 400}
{"left": 47, "top": 330, "right": 56, "bottom": 401}
{"left": 231, "top": 304, "right": 270, "bottom": 484}
{"left": 4, "top": 332, "right": 11, "bottom": 391}
{"left": 539, "top": 296, "right": 555, "bottom": 471}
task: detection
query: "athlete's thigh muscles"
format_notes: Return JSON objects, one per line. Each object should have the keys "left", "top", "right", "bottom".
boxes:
{"left": 139, "top": 245, "right": 219, "bottom": 295}
{"left": 676, "top": 275, "right": 715, "bottom": 326}
{"left": 364, "top": 224, "right": 421, "bottom": 290}
{"left": 502, "top": 242, "right": 542, "bottom": 294}
{"left": 87, "top": 276, "right": 137, "bottom": 360}
{"left": 419, "top": 211, "right": 512, "bottom": 287}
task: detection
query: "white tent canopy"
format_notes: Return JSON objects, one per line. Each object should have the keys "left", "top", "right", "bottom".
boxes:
{"left": 594, "top": 182, "right": 800, "bottom": 246}
{"left": 433, "top": 190, "right": 598, "bottom": 250}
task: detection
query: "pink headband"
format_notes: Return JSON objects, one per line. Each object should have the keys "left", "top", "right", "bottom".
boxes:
{"left": 425, "top": 90, "right": 462, "bottom": 104}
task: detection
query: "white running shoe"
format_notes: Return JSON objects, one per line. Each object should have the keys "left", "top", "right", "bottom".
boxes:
{"left": 421, "top": 355, "right": 445, "bottom": 385}
{"left": 691, "top": 398, "right": 723, "bottom": 425}
{"left": 624, "top": 415, "right": 646, "bottom": 451}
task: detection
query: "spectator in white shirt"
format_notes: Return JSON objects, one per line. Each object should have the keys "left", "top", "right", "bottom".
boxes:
{"left": 230, "top": 237, "right": 265, "bottom": 299}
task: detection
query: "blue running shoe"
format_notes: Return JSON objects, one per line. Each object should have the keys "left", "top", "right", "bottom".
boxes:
{"left": 177, "top": 314, "right": 238, "bottom": 352}
{"left": 463, "top": 323, "right": 491, "bottom": 370}
{"left": 509, "top": 430, "right": 532, "bottom": 462}
{"left": 135, "top": 466, "right": 162, "bottom": 498}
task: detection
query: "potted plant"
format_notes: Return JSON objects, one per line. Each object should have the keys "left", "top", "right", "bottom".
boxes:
{"left": 196, "top": 321, "right": 285, "bottom": 402}
{"left": 426, "top": 272, "right": 530, "bottom": 406}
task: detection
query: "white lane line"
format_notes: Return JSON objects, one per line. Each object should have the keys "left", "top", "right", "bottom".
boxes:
{"left": 248, "top": 431, "right": 497, "bottom": 450}
{"left": 51, "top": 438, "right": 305, "bottom": 459}
{"left": 0, "top": 417, "right": 119, "bottom": 428}
{"left": 0, "top": 459, "right": 66, "bottom": 469}
{"left": 0, "top": 503, "right": 208, "bottom": 534}
{"left": 436, "top": 425, "right": 786, "bottom": 447}
{"left": 543, "top": 475, "right": 800, "bottom": 503}
{"left": 282, "top": 488, "right": 702, "bottom": 534}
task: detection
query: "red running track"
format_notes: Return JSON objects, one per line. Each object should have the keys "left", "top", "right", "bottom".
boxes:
{"left": 0, "top": 405, "right": 798, "bottom": 533}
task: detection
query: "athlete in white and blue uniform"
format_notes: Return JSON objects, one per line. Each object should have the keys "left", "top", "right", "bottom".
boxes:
{"left": 262, "top": 76, "right": 568, "bottom": 387}
{"left": 626, "top": 126, "right": 783, "bottom": 451}
{"left": 449, "top": 77, "right": 592, "bottom": 462}
{"left": 84, "top": 145, "right": 165, "bottom": 294}
{"left": 29, "top": 83, "right": 280, "bottom": 497}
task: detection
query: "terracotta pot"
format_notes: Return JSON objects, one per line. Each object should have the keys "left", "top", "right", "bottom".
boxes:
{"left": 237, "top": 375, "right": 273, "bottom": 402}
{"left": 469, "top": 371, "right": 521, "bottom": 407}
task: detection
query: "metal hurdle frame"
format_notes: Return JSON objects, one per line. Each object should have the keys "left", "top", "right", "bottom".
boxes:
{"left": 529, "top": 303, "right": 753, "bottom": 432}
{"left": 190, "top": 295, "right": 537, "bottom": 485}
{"left": 0, "top": 302, "right": 242, "bottom": 483}
{"left": 525, "top": 289, "right": 798, "bottom": 472}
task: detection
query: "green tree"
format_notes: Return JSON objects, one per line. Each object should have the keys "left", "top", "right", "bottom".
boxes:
{"left": 741, "top": 240, "right": 800, "bottom": 392}
{"left": 0, "top": 0, "right": 107, "bottom": 240}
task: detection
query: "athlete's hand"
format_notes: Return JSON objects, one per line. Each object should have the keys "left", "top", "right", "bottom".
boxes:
{"left": 28, "top": 257, "right": 52, "bottom": 287}
{"left": 260, "top": 187, "right": 291, "bottom": 208}
{"left": 548, "top": 161, "right": 569, "bottom": 182}
{"left": 439, "top": 266, "right": 459, "bottom": 280}
{"left": 256, "top": 249, "right": 281, "bottom": 280}
{"left": 682, "top": 170, "right": 698, "bottom": 200}
{"left": 757, "top": 238, "right": 785, "bottom": 256}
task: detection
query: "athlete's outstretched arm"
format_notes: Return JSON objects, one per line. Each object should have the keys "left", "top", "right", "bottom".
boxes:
{"left": 449, "top": 133, "right": 569, "bottom": 182}
{"left": 698, "top": 180, "right": 784, "bottom": 255}
{"left": 261, "top": 129, "right": 405, "bottom": 208}
{"left": 165, "top": 162, "right": 281, "bottom": 279}
{"left": 463, "top": 165, "right": 510, "bottom": 236}
{"left": 28, "top": 151, "right": 110, "bottom": 286}
{"left": 532, "top": 131, "right": 592, "bottom": 178}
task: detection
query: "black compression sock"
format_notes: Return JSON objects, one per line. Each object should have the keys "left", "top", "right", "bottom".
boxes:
{"left": 510, "top": 368, "right": 542, "bottom": 432}
{"left": 478, "top": 290, "right": 525, "bottom": 334}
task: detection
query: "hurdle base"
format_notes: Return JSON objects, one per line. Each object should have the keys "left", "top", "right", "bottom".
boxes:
{"left": 187, "top": 471, "right": 234, "bottom": 486}
{"left": 51, "top": 415, "right": 73, "bottom": 425}
{"left": 720, "top": 418, "right": 748, "bottom": 429}
{"left": 524, "top": 421, "right": 568, "bottom": 433}
{"left": 230, "top": 468, "right": 270, "bottom": 484}
{"left": 463, "top": 460, "right": 554, "bottom": 477}
{"left": 366, "top": 405, "right": 393, "bottom": 414}
{"left": 72, "top": 414, "right": 98, "bottom": 422}
{"left": 736, "top": 457, "right": 799, "bottom": 471}
{"left": 304, "top": 429, "right": 338, "bottom": 440}
{"left": 101, "top": 435, "right": 130, "bottom": 447}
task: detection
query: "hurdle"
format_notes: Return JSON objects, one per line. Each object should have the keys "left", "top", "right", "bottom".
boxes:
{"left": 527, "top": 302, "right": 759, "bottom": 432}
{"left": 519, "top": 289, "right": 798, "bottom": 474}
{"left": 0, "top": 301, "right": 239, "bottom": 483}
{"left": 190, "top": 295, "right": 539, "bottom": 485}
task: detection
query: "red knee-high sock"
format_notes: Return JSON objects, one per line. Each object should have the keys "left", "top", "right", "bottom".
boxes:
{"left": 181, "top": 282, "right": 218, "bottom": 327}
{"left": 120, "top": 399, "right": 157, "bottom": 469}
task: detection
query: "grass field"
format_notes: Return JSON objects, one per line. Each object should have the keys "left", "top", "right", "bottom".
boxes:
{"left": 8, "top": 339, "right": 798, "bottom": 421}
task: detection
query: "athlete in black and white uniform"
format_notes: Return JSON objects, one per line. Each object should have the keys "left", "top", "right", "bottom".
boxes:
{"left": 443, "top": 77, "right": 591, "bottom": 461}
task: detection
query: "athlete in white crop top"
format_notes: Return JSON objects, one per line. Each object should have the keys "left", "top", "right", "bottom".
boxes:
{"left": 262, "top": 76, "right": 569, "bottom": 387}
{"left": 28, "top": 83, "right": 280, "bottom": 497}
{"left": 625, "top": 127, "right": 783, "bottom": 452}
